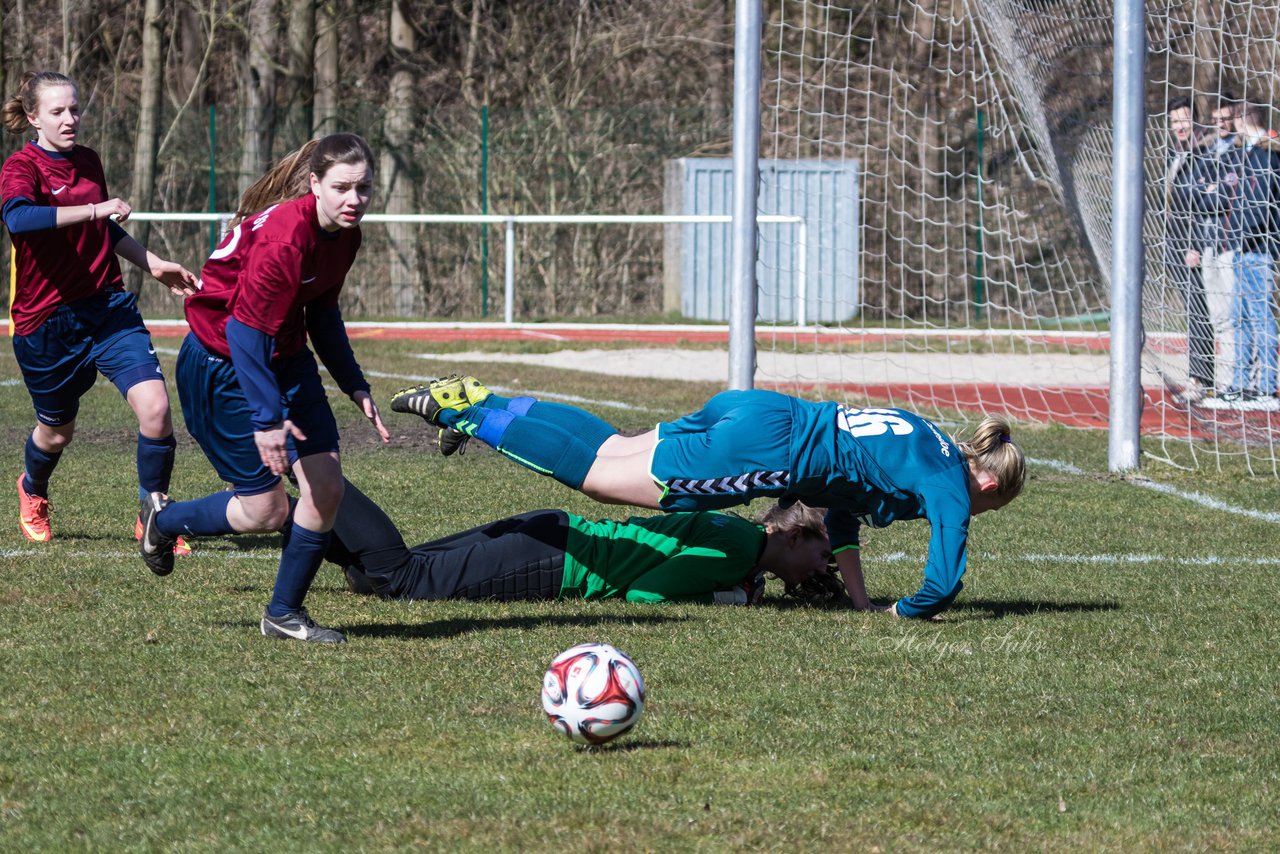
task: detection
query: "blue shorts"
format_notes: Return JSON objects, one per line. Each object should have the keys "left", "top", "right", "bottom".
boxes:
{"left": 12, "top": 291, "right": 163, "bottom": 426}
{"left": 175, "top": 333, "right": 341, "bottom": 494}
{"left": 651, "top": 390, "right": 794, "bottom": 511}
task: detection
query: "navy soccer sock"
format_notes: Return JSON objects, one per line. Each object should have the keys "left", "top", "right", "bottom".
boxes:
{"left": 136, "top": 433, "right": 177, "bottom": 500}
{"left": 156, "top": 491, "right": 235, "bottom": 538}
{"left": 266, "top": 523, "right": 332, "bottom": 617}
{"left": 22, "top": 434, "right": 62, "bottom": 499}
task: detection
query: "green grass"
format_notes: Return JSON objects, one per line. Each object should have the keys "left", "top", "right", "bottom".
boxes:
{"left": 1, "top": 339, "right": 1277, "bottom": 851}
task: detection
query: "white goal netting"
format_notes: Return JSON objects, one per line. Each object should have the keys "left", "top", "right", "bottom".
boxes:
{"left": 759, "top": 0, "right": 1280, "bottom": 477}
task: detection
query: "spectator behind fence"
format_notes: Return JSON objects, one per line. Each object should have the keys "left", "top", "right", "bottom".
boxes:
{"left": 1205, "top": 102, "right": 1280, "bottom": 411}
{"left": 1187, "top": 91, "right": 1241, "bottom": 401}
{"left": 1165, "top": 96, "right": 1215, "bottom": 403}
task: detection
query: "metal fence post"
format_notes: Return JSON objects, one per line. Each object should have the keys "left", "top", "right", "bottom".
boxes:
{"left": 504, "top": 217, "right": 516, "bottom": 324}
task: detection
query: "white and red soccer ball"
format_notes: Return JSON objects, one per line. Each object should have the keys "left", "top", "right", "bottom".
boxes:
{"left": 541, "top": 643, "right": 645, "bottom": 746}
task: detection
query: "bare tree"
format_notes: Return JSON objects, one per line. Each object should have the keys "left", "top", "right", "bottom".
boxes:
{"left": 313, "top": 0, "right": 338, "bottom": 136}
{"left": 122, "top": 0, "right": 165, "bottom": 292}
{"left": 382, "top": 0, "right": 421, "bottom": 315}
{"left": 239, "top": 0, "right": 278, "bottom": 197}
{"left": 286, "top": 0, "right": 316, "bottom": 137}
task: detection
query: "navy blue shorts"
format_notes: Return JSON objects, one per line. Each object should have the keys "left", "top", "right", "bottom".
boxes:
{"left": 651, "top": 390, "right": 794, "bottom": 511}
{"left": 175, "top": 333, "right": 341, "bottom": 494}
{"left": 12, "top": 291, "right": 163, "bottom": 426}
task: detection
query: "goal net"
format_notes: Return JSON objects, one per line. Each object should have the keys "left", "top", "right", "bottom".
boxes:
{"left": 758, "top": 0, "right": 1280, "bottom": 477}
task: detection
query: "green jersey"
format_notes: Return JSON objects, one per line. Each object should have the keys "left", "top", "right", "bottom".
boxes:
{"left": 560, "top": 511, "right": 766, "bottom": 604}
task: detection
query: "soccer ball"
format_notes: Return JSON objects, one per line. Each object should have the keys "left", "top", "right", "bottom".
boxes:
{"left": 541, "top": 643, "right": 645, "bottom": 745}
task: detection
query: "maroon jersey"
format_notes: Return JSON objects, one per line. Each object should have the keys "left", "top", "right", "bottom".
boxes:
{"left": 186, "top": 193, "right": 362, "bottom": 359}
{"left": 0, "top": 142, "right": 123, "bottom": 335}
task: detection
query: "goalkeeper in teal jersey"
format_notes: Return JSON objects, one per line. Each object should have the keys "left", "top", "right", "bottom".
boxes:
{"left": 324, "top": 479, "right": 831, "bottom": 604}
{"left": 391, "top": 379, "right": 1026, "bottom": 620}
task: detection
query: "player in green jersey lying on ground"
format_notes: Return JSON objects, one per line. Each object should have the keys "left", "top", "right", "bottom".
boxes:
{"left": 325, "top": 478, "right": 836, "bottom": 605}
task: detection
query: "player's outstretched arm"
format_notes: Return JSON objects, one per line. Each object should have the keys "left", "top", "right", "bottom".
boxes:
{"left": 352, "top": 390, "right": 391, "bottom": 444}
{"left": 112, "top": 232, "right": 199, "bottom": 295}
{"left": 835, "top": 547, "right": 881, "bottom": 612}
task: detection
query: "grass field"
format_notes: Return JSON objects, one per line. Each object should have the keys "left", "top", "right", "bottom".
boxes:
{"left": 1, "top": 337, "right": 1277, "bottom": 851}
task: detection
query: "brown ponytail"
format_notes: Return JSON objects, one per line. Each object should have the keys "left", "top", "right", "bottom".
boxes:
{"left": 232, "top": 132, "right": 376, "bottom": 227}
{"left": 3, "top": 71, "right": 77, "bottom": 135}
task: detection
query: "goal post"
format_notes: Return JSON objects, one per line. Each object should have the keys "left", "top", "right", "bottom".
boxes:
{"left": 741, "top": 0, "right": 1280, "bottom": 479}
{"left": 1108, "top": 0, "right": 1146, "bottom": 472}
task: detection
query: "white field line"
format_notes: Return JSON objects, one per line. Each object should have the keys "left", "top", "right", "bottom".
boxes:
{"left": 0, "top": 548, "right": 274, "bottom": 560}
{"left": 6, "top": 546, "right": 1277, "bottom": 567}
{"left": 1126, "top": 476, "right": 1280, "bottom": 524}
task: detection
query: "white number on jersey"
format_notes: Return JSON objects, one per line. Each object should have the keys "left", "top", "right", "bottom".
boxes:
{"left": 208, "top": 223, "right": 242, "bottom": 261}
{"left": 837, "top": 406, "right": 914, "bottom": 438}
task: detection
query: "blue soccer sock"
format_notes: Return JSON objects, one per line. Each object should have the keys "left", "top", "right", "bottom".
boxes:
{"left": 524, "top": 400, "right": 618, "bottom": 449}
{"left": 22, "top": 434, "right": 62, "bottom": 499}
{"left": 136, "top": 433, "right": 177, "bottom": 500}
{"left": 496, "top": 417, "right": 601, "bottom": 489}
{"left": 441, "top": 398, "right": 611, "bottom": 490}
{"left": 156, "top": 491, "right": 234, "bottom": 538}
{"left": 266, "top": 523, "right": 332, "bottom": 617}
{"left": 440, "top": 394, "right": 617, "bottom": 448}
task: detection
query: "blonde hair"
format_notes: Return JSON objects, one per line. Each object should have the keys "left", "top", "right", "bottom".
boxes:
{"left": 956, "top": 414, "right": 1026, "bottom": 499}
{"left": 757, "top": 501, "right": 827, "bottom": 541}
{"left": 232, "top": 132, "right": 375, "bottom": 227}
{"left": 3, "top": 71, "right": 76, "bottom": 135}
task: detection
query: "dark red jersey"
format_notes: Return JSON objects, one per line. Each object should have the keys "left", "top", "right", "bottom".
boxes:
{"left": 0, "top": 142, "right": 123, "bottom": 335}
{"left": 185, "top": 193, "right": 362, "bottom": 359}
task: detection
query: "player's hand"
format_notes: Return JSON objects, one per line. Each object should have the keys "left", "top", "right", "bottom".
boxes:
{"left": 353, "top": 390, "right": 391, "bottom": 444}
{"left": 95, "top": 197, "right": 131, "bottom": 223}
{"left": 254, "top": 421, "right": 307, "bottom": 475}
{"left": 1185, "top": 249, "right": 1200, "bottom": 268}
{"left": 150, "top": 259, "right": 201, "bottom": 296}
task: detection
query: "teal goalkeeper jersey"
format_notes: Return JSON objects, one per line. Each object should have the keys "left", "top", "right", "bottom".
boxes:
{"left": 559, "top": 512, "right": 766, "bottom": 604}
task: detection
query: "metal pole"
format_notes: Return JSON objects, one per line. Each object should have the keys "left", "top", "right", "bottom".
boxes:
{"left": 480, "top": 105, "right": 490, "bottom": 318}
{"left": 208, "top": 104, "right": 217, "bottom": 255}
{"left": 974, "top": 108, "right": 985, "bottom": 322}
{"left": 728, "top": 0, "right": 763, "bottom": 389}
{"left": 1108, "top": 0, "right": 1146, "bottom": 472}
{"left": 504, "top": 217, "right": 516, "bottom": 324}
{"left": 796, "top": 219, "right": 807, "bottom": 327}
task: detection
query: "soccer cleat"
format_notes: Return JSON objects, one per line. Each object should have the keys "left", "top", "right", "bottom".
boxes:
{"left": 260, "top": 607, "right": 347, "bottom": 644}
{"left": 17, "top": 474, "right": 51, "bottom": 543}
{"left": 134, "top": 515, "right": 192, "bottom": 555}
{"left": 438, "top": 427, "right": 471, "bottom": 457}
{"left": 138, "top": 492, "right": 177, "bottom": 577}
{"left": 390, "top": 374, "right": 490, "bottom": 425}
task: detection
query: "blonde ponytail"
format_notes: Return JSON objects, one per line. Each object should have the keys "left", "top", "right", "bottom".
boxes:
{"left": 956, "top": 415, "right": 1026, "bottom": 498}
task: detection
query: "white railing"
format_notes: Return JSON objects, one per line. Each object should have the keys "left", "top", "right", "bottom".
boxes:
{"left": 130, "top": 212, "right": 808, "bottom": 325}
